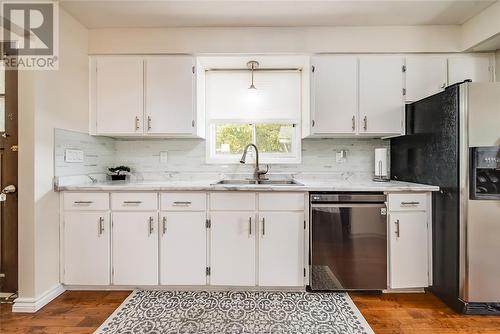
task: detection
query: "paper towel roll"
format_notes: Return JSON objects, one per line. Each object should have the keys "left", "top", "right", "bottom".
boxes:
{"left": 374, "top": 148, "right": 388, "bottom": 177}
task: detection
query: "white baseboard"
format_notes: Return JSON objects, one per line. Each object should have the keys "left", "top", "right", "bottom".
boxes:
{"left": 12, "top": 284, "right": 65, "bottom": 313}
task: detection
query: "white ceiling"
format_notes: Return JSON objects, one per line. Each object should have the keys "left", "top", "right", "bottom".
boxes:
{"left": 61, "top": 0, "right": 496, "bottom": 28}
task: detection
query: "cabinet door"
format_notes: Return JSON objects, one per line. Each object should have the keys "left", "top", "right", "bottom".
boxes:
{"left": 112, "top": 212, "right": 158, "bottom": 285}
{"left": 359, "top": 56, "right": 404, "bottom": 135}
{"left": 259, "top": 212, "right": 304, "bottom": 287}
{"left": 448, "top": 54, "right": 493, "bottom": 85}
{"left": 311, "top": 56, "right": 358, "bottom": 134}
{"left": 96, "top": 57, "right": 144, "bottom": 134}
{"left": 145, "top": 57, "right": 195, "bottom": 135}
{"left": 389, "top": 212, "right": 429, "bottom": 289}
{"left": 210, "top": 212, "right": 255, "bottom": 286}
{"left": 406, "top": 56, "right": 447, "bottom": 102}
{"left": 63, "top": 212, "right": 110, "bottom": 285}
{"left": 160, "top": 212, "right": 207, "bottom": 285}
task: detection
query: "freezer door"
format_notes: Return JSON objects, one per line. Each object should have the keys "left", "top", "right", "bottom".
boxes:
{"left": 311, "top": 204, "right": 387, "bottom": 291}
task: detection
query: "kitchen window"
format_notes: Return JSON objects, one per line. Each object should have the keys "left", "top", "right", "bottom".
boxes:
{"left": 205, "top": 69, "right": 302, "bottom": 163}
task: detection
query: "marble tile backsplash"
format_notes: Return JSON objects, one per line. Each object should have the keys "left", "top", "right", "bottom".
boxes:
{"left": 54, "top": 129, "right": 390, "bottom": 179}
{"left": 54, "top": 129, "right": 115, "bottom": 177}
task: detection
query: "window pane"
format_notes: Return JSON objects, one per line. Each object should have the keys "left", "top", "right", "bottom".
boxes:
{"left": 255, "top": 124, "right": 294, "bottom": 154}
{"left": 215, "top": 124, "right": 252, "bottom": 154}
{"left": 0, "top": 61, "right": 4, "bottom": 94}
{"left": 0, "top": 97, "right": 4, "bottom": 132}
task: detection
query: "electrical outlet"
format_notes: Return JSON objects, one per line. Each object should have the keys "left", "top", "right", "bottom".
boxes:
{"left": 160, "top": 151, "right": 168, "bottom": 164}
{"left": 336, "top": 150, "right": 347, "bottom": 163}
{"left": 64, "top": 149, "right": 84, "bottom": 163}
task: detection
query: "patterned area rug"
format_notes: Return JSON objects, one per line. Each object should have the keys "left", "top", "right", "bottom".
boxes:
{"left": 94, "top": 290, "right": 373, "bottom": 334}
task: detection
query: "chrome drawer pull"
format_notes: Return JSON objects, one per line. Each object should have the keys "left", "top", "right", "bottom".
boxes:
{"left": 262, "top": 217, "right": 265, "bottom": 236}
{"left": 98, "top": 217, "right": 105, "bottom": 235}
{"left": 135, "top": 116, "right": 140, "bottom": 131}
{"left": 172, "top": 201, "right": 192, "bottom": 206}
{"left": 401, "top": 201, "right": 420, "bottom": 206}
{"left": 123, "top": 201, "right": 142, "bottom": 204}
{"left": 162, "top": 216, "right": 167, "bottom": 235}
{"left": 395, "top": 219, "right": 400, "bottom": 238}
{"left": 352, "top": 116, "right": 356, "bottom": 131}
{"left": 148, "top": 217, "right": 154, "bottom": 235}
{"left": 74, "top": 201, "right": 93, "bottom": 204}
{"left": 363, "top": 116, "right": 367, "bottom": 131}
{"left": 249, "top": 217, "right": 252, "bottom": 236}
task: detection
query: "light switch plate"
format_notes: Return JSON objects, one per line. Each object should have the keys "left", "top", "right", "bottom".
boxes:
{"left": 64, "top": 149, "right": 84, "bottom": 163}
{"left": 160, "top": 151, "right": 168, "bottom": 164}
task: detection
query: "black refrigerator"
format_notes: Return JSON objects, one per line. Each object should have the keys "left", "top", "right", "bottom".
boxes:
{"left": 391, "top": 82, "right": 500, "bottom": 314}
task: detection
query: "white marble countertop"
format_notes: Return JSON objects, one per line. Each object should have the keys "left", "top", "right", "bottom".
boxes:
{"left": 56, "top": 177, "right": 439, "bottom": 192}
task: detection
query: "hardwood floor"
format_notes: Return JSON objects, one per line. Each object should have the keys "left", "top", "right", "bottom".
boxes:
{"left": 1, "top": 291, "right": 500, "bottom": 333}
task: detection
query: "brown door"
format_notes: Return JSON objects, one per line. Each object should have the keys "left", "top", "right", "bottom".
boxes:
{"left": 0, "top": 52, "right": 18, "bottom": 294}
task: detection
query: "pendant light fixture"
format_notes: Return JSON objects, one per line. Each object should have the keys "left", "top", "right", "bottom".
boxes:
{"left": 247, "top": 61, "right": 259, "bottom": 90}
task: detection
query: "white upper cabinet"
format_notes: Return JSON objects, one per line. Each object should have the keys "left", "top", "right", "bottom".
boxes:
{"left": 95, "top": 57, "right": 144, "bottom": 135}
{"left": 405, "top": 56, "right": 447, "bottom": 103}
{"left": 311, "top": 56, "right": 358, "bottom": 135}
{"left": 90, "top": 55, "right": 199, "bottom": 137}
{"left": 145, "top": 57, "right": 196, "bottom": 135}
{"left": 448, "top": 54, "right": 494, "bottom": 85}
{"left": 359, "top": 56, "right": 404, "bottom": 136}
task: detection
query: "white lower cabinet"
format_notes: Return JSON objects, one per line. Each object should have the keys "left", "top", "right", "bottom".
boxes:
{"left": 258, "top": 212, "right": 304, "bottom": 287}
{"left": 63, "top": 212, "right": 110, "bottom": 285}
{"left": 160, "top": 212, "right": 207, "bottom": 285}
{"left": 112, "top": 212, "right": 158, "bottom": 285}
{"left": 389, "top": 211, "right": 429, "bottom": 289}
{"left": 210, "top": 212, "right": 256, "bottom": 286}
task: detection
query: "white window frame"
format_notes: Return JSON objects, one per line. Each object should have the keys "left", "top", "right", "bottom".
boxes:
{"left": 206, "top": 119, "right": 301, "bottom": 164}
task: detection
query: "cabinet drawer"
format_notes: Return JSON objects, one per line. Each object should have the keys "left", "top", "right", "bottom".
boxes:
{"left": 210, "top": 192, "right": 256, "bottom": 211}
{"left": 111, "top": 193, "right": 158, "bottom": 211}
{"left": 160, "top": 193, "right": 206, "bottom": 211}
{"left": 388, "top": 193, "right": 427, "bottom": 211}
{"left": 259, "top": 193, "right": 305, "bottom": 211}
{"left": 63, "top": 193, "right": 109, "bottom": 211}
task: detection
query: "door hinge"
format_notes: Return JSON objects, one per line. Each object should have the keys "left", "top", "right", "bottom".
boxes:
{"left": 192, "top": 65, "right": 195, "bottom": 74}
{"left": 311, "top": 65, "right": 315, "bottom": 73}
{"left": 206, "top": 218, "right": 211, "bottom": 228}
{"left": 402, "top": 65, "right": 407, "bottom": 72}
{"left": 206, "top": 267, "right": 211, "bottom": 276}
{"left": 304, "top": 268, "right": 306, "bottom": 277}
{"left": 402, "top": 88, "right": 406, "bottom": 96}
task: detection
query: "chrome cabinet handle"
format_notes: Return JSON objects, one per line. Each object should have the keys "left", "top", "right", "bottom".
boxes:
{"left": 363, "top": 116, "right": 367, "bottom": 131}
{"left": 248, "top": 217, "right": 252, "bottom": 236}
{"left": 352, "top": 116, "right": 356, "bottom": 131}
{"left": 148, "top": 217, "right": 154, "bottom": 235}
{"left": 74, "top": 201, "right": 93, "bottom": 204}
{"left": 401, "top": 201, "right": 420, "bottom": 206}
{"left": 123, "top": 201, "right": 142, "bottom": 205}
{"left": 441, "top": 83, "right": 446, "bottom": 89}
{"left": 135, "top": 116, "right": 140, "bottom": 131}
{"left": 395, "top": 219, "right": 400, "bottom": 238}
{"left": 173, "top": 201, "right": 192, "bottom": 206}
{"left": 98, "top": 217, "right": 105, "bottom": 235}
{"left": 147, "top": 116, "right": 152, "bottom": 131}
{"left": 262, "top": 217, "right": 265, "bottom": 236}
{"left": 162, "top": 216, "right": 167, "bottom": 235}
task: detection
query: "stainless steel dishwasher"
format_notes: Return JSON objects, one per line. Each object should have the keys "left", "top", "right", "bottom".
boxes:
{"left": 310, "top": 193, "right": 387, "bottom": 291}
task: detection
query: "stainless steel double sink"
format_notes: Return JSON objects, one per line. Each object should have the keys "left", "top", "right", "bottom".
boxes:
{"left": 213, "top": 179, "right": 304, "bottom": 186}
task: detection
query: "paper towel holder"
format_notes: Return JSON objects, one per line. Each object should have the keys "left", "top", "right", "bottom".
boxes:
{"left": 373, "top": 160, "right": 390, "bottom": 182}
{"left": 373, "top": 148, "right": 390, "bottom": 182}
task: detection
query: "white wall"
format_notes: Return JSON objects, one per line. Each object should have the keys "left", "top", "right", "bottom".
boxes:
{"left": 17, "top": 8, "right": 89, "bottom": 300}
{"left": 88, "top": 26, "right": 461, "bottom": 54}
{"left": 496, "top": 50, "right": 500, "bottom": 81}
{"left": 461, "top": 1, "right": 500, "bottom": 51}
